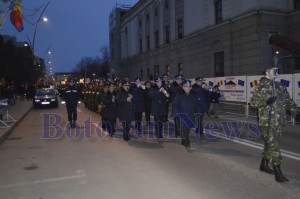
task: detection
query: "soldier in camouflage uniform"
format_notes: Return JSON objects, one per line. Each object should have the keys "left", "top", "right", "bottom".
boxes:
{"left": 250, "top": 66, "right": 298, "bottom": 183}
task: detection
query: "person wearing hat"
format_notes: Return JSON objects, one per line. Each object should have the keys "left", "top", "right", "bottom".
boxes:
{"left": 169, "top": 74, "right": 184, "bottom": 138}
{"left": 250, "top": 66, "right": 298, "bottom": 183}
{"left": 64, "top": 81, "right": 80, "bottom": 128}
{"left": 115, "top": 80, "right": 135, "bottom": 141}
{"left": 148, "top": 76, "right": 170, "bottom": 139}
{"left": 97, "top": 82, "right": 117, "bottom": 136}
{"left": 132, "top": 77, "right": 146, "bottom": 133}
{"left": 192, "top": 76, "right": 209, "bottom": 137}
{"left": 173, "top": 79, "right": 200, "bottom": 150}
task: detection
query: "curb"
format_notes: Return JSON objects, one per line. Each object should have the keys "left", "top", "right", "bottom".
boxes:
{"left": 0, "top": 106, "right": 33, "bottom": 145}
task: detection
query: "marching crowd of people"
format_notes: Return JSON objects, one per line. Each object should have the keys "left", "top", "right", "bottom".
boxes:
{"left": 74, "top": 74, "right": 221, "bottom": 150}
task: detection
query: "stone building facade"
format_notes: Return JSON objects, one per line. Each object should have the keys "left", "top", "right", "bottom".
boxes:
{"left": 109, "top": 0, "right": 300, "bottom": 80}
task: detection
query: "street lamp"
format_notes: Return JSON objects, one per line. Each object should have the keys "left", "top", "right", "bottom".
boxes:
{"left": 27, "top": 1, "right": 50, "bottom": 58}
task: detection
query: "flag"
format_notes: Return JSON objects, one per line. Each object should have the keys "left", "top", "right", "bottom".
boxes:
{"left": 10, "top": 0, "right": 23, "bottom": 32}
{"left": 280, "top": 79, "right": 290, "bottom": 87}
{"left": 209, "top": 81, "right": 214, "bottom": 87}
{"left": 238, "top": 80, "right": 245, "bottom": 86}
{"left": 219, "top": 80, "right": 223, "bottom": 86}
{"left": 250, "top": 80, "right": 258, "bottom": 88}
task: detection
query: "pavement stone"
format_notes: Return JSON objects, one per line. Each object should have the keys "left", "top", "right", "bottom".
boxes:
{"left": 0, "top": 99, "right": 32, "bottom": 144}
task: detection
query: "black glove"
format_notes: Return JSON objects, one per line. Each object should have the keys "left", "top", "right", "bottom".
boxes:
{"left": 266, "top": 96, "right": 277, "bottom": 105}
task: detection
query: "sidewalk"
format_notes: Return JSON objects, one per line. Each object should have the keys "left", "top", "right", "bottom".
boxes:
{"left": 0, "top": 99, "right": 32, "bottom": 144}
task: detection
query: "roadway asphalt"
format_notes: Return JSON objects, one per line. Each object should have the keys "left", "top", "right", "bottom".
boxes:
{"left": 1, "top": 98, "right": 299, "bottom": 145}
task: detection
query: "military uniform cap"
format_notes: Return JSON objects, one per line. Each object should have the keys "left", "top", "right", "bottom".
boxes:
{"left": 121, "top": 80, "right": 130, "bottom": 86}
{"left": 181, "top": 79, "right": 192, "bottom": 87}
{"left": 134, "top": 77, "right": 141, "bottom": 82}
{"left": 175, "top": 74, "right": 183, "bottom": 79}
{"left": 155, "top": 76, "right": 162, "bottom": 82}
{"left": 195, "top": 76, "right": 204, "bottom": 81}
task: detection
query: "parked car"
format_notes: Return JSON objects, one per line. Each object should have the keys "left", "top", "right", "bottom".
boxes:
{"left": 33, "top": 88, "right": 58, "bottom": 108}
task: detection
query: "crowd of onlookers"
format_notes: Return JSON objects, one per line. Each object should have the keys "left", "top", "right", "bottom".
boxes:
{"left": 0, "top": 81, "right": 37, "bottom": 104}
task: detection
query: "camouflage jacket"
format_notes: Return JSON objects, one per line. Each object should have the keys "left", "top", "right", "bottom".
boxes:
{"left": 250, "top": 77, "right": 298, "bottom": 127}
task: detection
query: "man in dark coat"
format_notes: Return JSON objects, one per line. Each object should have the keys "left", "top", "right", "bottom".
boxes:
{"left": 116, "top": 80, "right": 135, "bottom": 141}
{"left": 192, "top": 76, "right": 209, "bottom": 136}
{"left": 97, "top": 83, "right": 117, "bottom": 136}
{"left": 149, "top": 76, "right": 170, "bottom": 138}
{"left": 169, "top": 74, "right": 183, "bottom": 138}
{"left": 64, "top": 81, "right": 80, "bottom": 128}
{"left": 132, "top": 77, "right": 146, "bottom": 132}
{"left": 173, "top": 79, "right": 200, "bottom": 150}
{"left": 144, "top": 81, "right": 152, "bottom": 123}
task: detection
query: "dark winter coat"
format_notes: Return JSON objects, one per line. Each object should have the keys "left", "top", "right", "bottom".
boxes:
{"left": 115, "top": 89, "right": 135, "bottom": 122}
{"left": 64, "top": 86, "right": 80, "bottom": 107}
{"left": 148, "top": 86, "right": 169, "bottom": 116}
{"left": 192, "top": 84, "right": 209, "bottom": 113}
{"left": 98, "top": 91, "right": 117, "bottom": 119}
{"left": 169, "top": 82, "right": 182, "bottom": 103}
{"left": 172, "top": 90, "right": 200, "bottom": 121}
{"left": 132, "top": 86, "right": 146, "bottom": 113}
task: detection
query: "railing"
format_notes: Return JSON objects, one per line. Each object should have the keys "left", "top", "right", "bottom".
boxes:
{"left": 218, "top": 101, "right": 298, "bottom": 124}
{"left": 0, "top": 98, "right": 17, "bottom": 128}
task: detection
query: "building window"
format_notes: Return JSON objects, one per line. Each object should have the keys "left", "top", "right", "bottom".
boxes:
{"left": 164, "top": 0, "right": 169, "bottom": 10}
{"left": 147, "top": 68, "right": 150, "bottom": 79}
{"left": 295, "top": 0, "right": 300, "bottom": 10}
{"left": 146, "top": 35, "right": 150, "bottom": 50}
{"left": 215, "top": 0, "right": 223, "bottom": 24}
{"left": 164, "top": 26, "right": 170, "bottom": 44}
{"left": 139, "top": 39, "right": 143, "bottom": 53}
{"left": 178, "top": 63, "right": 183, "bottom": 75}
{"left": 154, "top": 31, "right": 159, "bottom": 48}
{"left": 140, "top": 69, "right": 143, "bottom": 79}
{"left": 177, "top": 19, "right": 183, "bottom": 39}
{"left": 155, "top": 7, "right": 158, "bottom": 16}
{"left": 146, "top": 14, "right": 149, "bottom": 22}
{"left": 110, "top": 33, "right": 114, "bottom": 45}
{"left": 111, "top": 48, "right": 114, "bottom": 61}
{"left": 214, "top": 51, "right": 224, "bottom": 77}
{"left": 139, "top": 20, "right": 142, "bottom": 27}
{"left": 154, "top": 65, "right": 159, "bottom": 77}
{"left": 166, "top": 65, "right": 170, "bottom": 75}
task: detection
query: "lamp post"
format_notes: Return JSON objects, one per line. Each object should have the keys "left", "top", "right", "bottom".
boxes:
{"left": 26, "top": 1, "right": 50, "bottom": 68}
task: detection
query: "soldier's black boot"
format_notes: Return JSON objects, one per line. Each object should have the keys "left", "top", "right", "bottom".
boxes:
{"left": 259, "top": 158, "right": 274, "bottom": 174}
{"left": 273, "top": 165, "right": 289, "bottom": 182}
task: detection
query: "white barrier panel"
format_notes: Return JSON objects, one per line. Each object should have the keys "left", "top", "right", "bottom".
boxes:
{"left": 247, "top": 75, "right": 262, "bottom": 103}
{"left": 214, "top": 76, "right": 247, "bottom": 102}
{"left": 294, "top": 73, "right": 300, "bottom": 107}
{"left": 247, "top": 74, "right": 294, "bottom": 104}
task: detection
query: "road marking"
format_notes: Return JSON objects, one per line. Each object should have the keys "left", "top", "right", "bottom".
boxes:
{"left": 206, "top": 130, "right": 300, "bottom": 161}
{"left": 0, "top": 170, "right": 86, "bottom": 189}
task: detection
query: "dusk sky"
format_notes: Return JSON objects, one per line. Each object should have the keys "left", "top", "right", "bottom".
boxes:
{"left": 0, "top": 0, "right": 139, "bottom": 73}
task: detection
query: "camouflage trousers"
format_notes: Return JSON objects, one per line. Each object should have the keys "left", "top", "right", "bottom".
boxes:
{"left": 260, "top": 125, "right": 283, "bottom": 166}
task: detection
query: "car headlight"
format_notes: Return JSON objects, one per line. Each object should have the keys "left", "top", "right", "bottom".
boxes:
{"left": 35, "top": 99, "right": 40, "bottom": 102}
{"left": 61, "top": 101, "right": 66, "bottom": 104}
{"left": 51, "top": 99, "right": 57, "bottom": 101}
